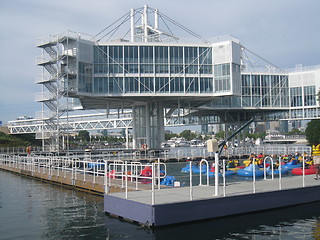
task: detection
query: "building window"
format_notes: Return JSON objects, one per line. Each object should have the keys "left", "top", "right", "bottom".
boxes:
{"left": 304, "top": 86, "right": 316, "bottom": 106}
{"left": 214, "top": 63, "right": 230, "bottom": 93}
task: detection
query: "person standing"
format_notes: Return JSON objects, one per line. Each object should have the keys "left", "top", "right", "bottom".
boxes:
{"left": 26, "top": 146, "right": 31, "bottom": 156}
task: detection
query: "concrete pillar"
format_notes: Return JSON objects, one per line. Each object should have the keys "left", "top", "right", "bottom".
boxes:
{"left": 132, "top": 101, "right": 165, "bottom": 149}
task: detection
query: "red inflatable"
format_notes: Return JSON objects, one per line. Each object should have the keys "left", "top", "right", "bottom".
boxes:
{"left": 292, "top": 165, "right": 317, "bottom": 175}
{"left": 141, "top": 166, "right": 152, "bottom": 177}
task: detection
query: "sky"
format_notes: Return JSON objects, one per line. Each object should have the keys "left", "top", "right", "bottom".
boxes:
{"left": 0, "top": 0, "right": 319, "bottom": 125}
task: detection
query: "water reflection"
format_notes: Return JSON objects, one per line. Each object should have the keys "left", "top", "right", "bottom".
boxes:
{"left": 1, "top": 170, "right": 319, "bottom": 240}
{"left": 41, "top": 190, "right": 108, "bottom": 240}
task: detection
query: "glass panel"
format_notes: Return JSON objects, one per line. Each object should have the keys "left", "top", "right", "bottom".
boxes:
{"left": 155, "top": 77, "right": 169, "bottom": 93}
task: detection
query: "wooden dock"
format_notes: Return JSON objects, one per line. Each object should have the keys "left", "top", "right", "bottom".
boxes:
{"left": 0, "top": 160, "right": 152, "bottom": 196}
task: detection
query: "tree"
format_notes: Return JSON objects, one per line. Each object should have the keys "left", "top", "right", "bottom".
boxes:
{"left": 180, "top": 130, "right": 197, "bottom": 141}
{"left": 214, "top": 131, "right": 225, "bottom": 140}
{"left": 305, "top": 119, "right": 320, "bottom": 146}
{"left": 78, "top": 130, "right": 90, "bottom": 142}
{"left": 165, "top": 132, "right": 178, "bottom": 141}
{"left": 288, "top": 128, "right": 303, "bottom": 134}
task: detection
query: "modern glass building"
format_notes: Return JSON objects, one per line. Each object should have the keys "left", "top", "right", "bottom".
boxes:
{"left": 35, "top": 5, "right": 319, "bottom": 150}
{"left": 71, "top": 40, "right": 241, "bottom": 101}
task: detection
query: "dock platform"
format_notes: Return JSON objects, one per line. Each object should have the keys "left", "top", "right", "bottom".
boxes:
{"left": 104, "top": 174, "right": 320, "bottom": 227}
{"left": 1, "top": 153, "right": 319, "bottom": 227}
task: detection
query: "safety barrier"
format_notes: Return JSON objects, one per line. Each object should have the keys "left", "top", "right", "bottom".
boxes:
{"left": 0, "top": 154, "right": 314, "bottom": 204}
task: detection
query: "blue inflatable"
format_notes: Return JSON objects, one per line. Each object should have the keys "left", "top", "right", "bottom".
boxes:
{"left": 266, "top": 166, "right": 289, "bottom": 175}
{"left": 208, "top": 170, "right": 235, "bottom": 177}
{"left": 181, "top": 163, "right": 198, "bottom": 173}
{"left": 160, "top": 176, "right": 176, "bottom": 186}
{"left": 181, "top": 163, "right": 207, "bottom": 174}
{"left": 237, "top": 164, "right": 264, "bottom": 177}
{"left": 282, "top": 162, "right": 302, "bottom": 170}
{"left": 193, "top": 165, "right": 209, "bottom": 174}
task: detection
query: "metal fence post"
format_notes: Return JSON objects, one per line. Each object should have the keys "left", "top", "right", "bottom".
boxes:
{"left": 189, "top": 160, "right": 193, "bottom": 201}
{"left": 253, "top": 158, "right": 256, "bottom": 193}
{"left": 214, "top": 152, "right": 219, "bottom": 196}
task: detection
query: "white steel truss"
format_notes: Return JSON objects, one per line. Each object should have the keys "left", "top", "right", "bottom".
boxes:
{"left": 8, "top": 117, "right": 133, "bottom": 135}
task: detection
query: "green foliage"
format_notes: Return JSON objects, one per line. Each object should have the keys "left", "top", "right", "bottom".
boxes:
{"left": 0, "top": 132, "right": 40, "bottom": 147}
{"left": 288, "top": 128, "right": 303, "bottom": 134}
{"left": 245, "top": 131, "right": 267, "bottom": 140}
{"left": 78, "top": 130, "right": 90, "bottom": 142}
{"left": 305, "top": 119, "right": 320, "bottom": 145}
{"left": 214, "top": 131, "right": 225, "bottom": 140}
{"left": 180, "top": 130, "right": 197, "bottom": 141}
{"left": 165, "top": 132, "right": 179, "bottom": 141}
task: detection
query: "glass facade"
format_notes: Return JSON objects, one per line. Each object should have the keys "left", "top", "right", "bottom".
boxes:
{"left": 73, "top": 41, "right": 319, "bottom": 121}
{"left": 78, "top": 62, "right": 93, "bottom": 93}
{"left": 214, "top": 63, "right": 230, "bottom": 92}
{"left": 241, "top": 74, "right": 289, "bottom": 108}
{"left": 83, "top": 45, "right": 218, "bottom": 95}
{"left": 304, "top": 86, "right": 316, "bottom": 106}
{"left": 290, "top": 87, "right": 302, "bottom": 107}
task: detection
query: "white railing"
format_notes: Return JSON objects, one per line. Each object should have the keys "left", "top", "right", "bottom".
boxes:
{"left": 0, "top": 155, "right": 167, "bottom": 195}
{"left": 35, "top": 92, "right": 56, "bottom": 102}
{"left": 0, "top": 154, "right": 314, "bottom": 205}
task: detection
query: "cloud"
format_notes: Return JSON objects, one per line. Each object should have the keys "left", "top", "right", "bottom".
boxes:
{"left": 0, "top": 0, "right": 319, "bottom": 124}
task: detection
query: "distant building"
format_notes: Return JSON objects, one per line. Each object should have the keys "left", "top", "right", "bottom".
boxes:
{"left": 0, "top": 126, "right": 9, "bottom": 134}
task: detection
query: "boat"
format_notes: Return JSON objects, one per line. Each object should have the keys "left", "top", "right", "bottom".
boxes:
{"left": 292, "top": 165, "right": 317, "bottom": 175}
{"left": 282, "top": 160, "right": 302, "bottom": 170}
{"left": 181, "top": 163, "right": 207, "bottom": 173}
{"left": 207, "top": 170, "right": 235, "bottom": 177}
{"left": 266, "top": 166, "right": 289, "bottom": 175}
{"left": 237, "top": 164, "right": 264, "bottom": 177}
{"left": 160, "top": 176, "right": 176, "bottom": 186}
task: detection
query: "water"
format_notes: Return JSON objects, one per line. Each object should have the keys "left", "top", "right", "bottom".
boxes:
{"left": 1, "top": 170, "right": 319, "bottom": 240}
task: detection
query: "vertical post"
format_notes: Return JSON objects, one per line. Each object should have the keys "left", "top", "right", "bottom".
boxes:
{"left": 206, "top": 160, "right": 209, "bottom": 187}
{"left": 189, "top": 161, "right": 193, "bottom": 201}
{"left": 278, "top": 156, "right": 282, "bottom": 190}
{"left": 253, "top": 158, "right": 256, "bottom": 193}
{"left": 71, "top": 159, "right": 74, "bottom": 185}
{"left": 125, "top": 127, "right": 129, "bottom": 149}
{"left": 57, "top": 157, "right": 60, "bottom": 177}
{"left": 263, "top": 156, "right": 267, "bottom": 180}
{"left": 93, "top": 162, "right": 96, "bottom": 184}
{"left": 144, "top": 5, "right": 148, "bottom": 42}
{"left": 135, "top": 163, "right": 138, "bottom": 190}
{"left": 155, "top": 9, "right": 159, "bottom": 29}
{"left": 74, "top": 160, "right": 77, "bottom": 181}
{"left": 214, "top": 152, "right": 219, "bottom": 196}
{"left": 130, "top": 9, "right": 135, "bottom": 42}
{"left": 302, "top": 155, "right": 305, "bottom": 187}
{"left": 199, "top": 161, "right": 203, "bottom": 186}
{"left": 104, "top": 160, "right": 108, "bottom": 194}
{"left": 158, "top": 159, "right": 161, "bottom": 190}
{"left": 223, "top": 159, "right": 226, "bottom": 197}
{"left": 125, "top": 161, "right": 128, "bottom": 199}
{"left": 83, "top": 161, "right": 86, "bottom": 182}
{"left": 145, "top": 103, "right": 151, "bottom": 148}
{"left": 151, "top": 163, "right": 155, "bottom": 205}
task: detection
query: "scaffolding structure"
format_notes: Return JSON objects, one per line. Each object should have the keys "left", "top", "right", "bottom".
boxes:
{"left": 36, "top": 32, "right": 85, "bottom": 151}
